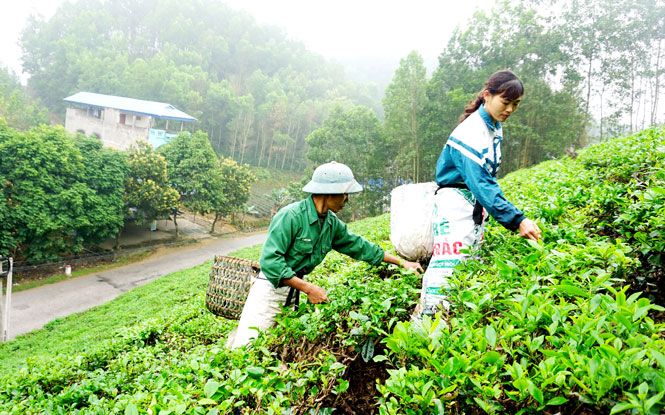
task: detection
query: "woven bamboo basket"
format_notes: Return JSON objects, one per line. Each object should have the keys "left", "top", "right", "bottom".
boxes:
{"left": 205, "top": 255, "right": 260, "bottom": 320}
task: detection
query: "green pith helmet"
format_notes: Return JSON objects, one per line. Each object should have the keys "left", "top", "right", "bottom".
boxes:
{"left": 302, "top": 161, "right": 363, "bottom": 194}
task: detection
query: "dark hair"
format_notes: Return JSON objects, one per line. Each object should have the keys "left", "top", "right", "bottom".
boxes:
{"left": 459, "top": 70, "right": 524, "bottom": 123}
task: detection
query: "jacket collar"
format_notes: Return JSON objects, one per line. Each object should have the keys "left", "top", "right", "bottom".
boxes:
{"left": 479, "top": 104, "right": 501, "bottom": 132}
{"left": 305, "top": 195, "right": 327, "bottom": 225}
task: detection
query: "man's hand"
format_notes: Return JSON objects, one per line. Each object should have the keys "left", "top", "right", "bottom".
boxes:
{"left": 402, "top": 260, "right": 424, "bottom": 275}
{"left": 384, "top": 253, "right": 423, "bottom": 275}
{"left": 518, "top": 218, "right": 542, "bottom": 241}
{"left": 305, "top": 284, "right": 329, "bottom": 304}
{"left": 282, "top": 276, "right": 329, "bottom": 304}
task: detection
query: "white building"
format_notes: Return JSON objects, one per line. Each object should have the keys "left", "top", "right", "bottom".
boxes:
{"left": 63, "top": 92, "right": 196, "bottom": 150}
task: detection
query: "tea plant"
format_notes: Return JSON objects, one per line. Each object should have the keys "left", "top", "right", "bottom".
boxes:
{"left": 378, "top": 128, "right": 665, "bottom": 414}
{"left": 1, "top": 128, "right": 665, "bottom": 414}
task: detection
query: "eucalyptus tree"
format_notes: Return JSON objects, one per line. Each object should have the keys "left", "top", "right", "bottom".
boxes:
{"left": 306, "top": 105, "right": 389, "bottom": 219}
{"left": 423, "top": 0, "right": 581, "bottom": 174}
{"left": 0, "top": 67, "right": 49, "bottom": 130}
{"left": 383, "top": 51, "right": 428, "bottom": 183}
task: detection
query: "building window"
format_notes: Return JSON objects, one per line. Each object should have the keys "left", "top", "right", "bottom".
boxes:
{"left": 136, "top": 116, "right": 142, "bottom": 121}
{"left": 87, "top": 107, "right": 102, "bottom": 118}
{"left": 119, "top": 113, "right": 126, "bottom": 125}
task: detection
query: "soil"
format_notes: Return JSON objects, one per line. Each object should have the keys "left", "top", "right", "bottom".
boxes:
{"left": 275, "top": 335, "right": 389, "bottom": 415}
{"left": 325, "top": 349, "right": 390, "bottom": 415}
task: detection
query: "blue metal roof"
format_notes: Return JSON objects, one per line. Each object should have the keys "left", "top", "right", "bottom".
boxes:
{"left": 64, "top": 92, "right": 197, "bottom": 122}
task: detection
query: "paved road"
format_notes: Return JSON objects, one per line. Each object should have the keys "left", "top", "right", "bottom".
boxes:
{"left": 7, "top": 233, "right": 267, "bottom": 340}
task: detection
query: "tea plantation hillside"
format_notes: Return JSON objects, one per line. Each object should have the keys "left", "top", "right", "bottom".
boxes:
{"left": 1, "top": 127, "right": 664, "bottom": 414}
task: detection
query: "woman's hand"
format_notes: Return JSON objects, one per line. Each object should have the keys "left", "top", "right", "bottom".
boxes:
{"left": 402, "top": 260, "right": 424, "bottom": 275}
{"left": 518, "top": 218, "right": 542, "bottom": 241}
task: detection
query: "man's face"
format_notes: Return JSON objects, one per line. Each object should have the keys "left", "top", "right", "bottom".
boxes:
{"left": 326, "top": 193, "right": 349, "bottom": 213}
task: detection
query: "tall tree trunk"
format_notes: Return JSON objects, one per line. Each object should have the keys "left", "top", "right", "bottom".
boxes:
{"left": 599, "top": 87, "right": 604, "bottom": 141}
{"left": 652, "top": 38, "right": 662, "bottom": 125}
{"left": 581, "top": 50, "right": 594, "bottom": 147}
{"left": 266, "top": 132, "right": 275, "bottom": 168}
{"left": 630, "top": 61, "right": 636, "bottom": 133}
{"left": 641, "top": 85, "right": 648, "bottom": 130}
{"left": 290, "top": 124, "right": 302, "bottom": 170}
{"left": 522, "top": 131, "right": 531, "bottom": 169}
{"left": 281, "top": 141, "right": 289, "bottom": 169}
{"left": 240, "top": 111, "right": 252, "bottom": 165}
{"left": 258, "top": 125, "right": 267, "bottom": 166}
{"left": 255, "top": 123, "right": 263, "bottom": 160}
{"left": 231, "top": 117, "right": 240, "bottom": 160}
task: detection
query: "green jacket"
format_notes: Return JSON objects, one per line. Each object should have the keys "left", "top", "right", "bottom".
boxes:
{"left": 259, "top": 196, "right": 385, "bottom": 288}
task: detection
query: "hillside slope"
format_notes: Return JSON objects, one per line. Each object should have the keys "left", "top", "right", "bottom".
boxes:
{"left": 1, "top": 128, "right": 664, "bottom": 414}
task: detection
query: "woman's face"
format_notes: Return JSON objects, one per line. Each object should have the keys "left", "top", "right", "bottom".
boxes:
{"left": 483, "top": 91, "right": 521, "bottom": 123}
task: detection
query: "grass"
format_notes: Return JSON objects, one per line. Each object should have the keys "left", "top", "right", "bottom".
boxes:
{"left": 0, "top": 261, "right": 211, "bottom": 372}
{"left": 0, "top": 242, "right": 265, "bottom": 372}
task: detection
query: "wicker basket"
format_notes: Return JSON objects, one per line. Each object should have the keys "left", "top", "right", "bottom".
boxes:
{"left": 205, "top": 255, "right": 260, "bottom": 320}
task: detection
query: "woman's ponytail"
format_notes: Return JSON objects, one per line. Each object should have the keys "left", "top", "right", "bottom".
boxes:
{"left": 459, "top": 91, "right": 485, "bottom": 123}
{"left": 458, "top": 70, "right": 523, "bottom": 124}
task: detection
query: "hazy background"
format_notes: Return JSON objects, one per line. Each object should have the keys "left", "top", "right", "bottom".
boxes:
{"left": 1, "top": 0, "right": 493, "bottom": 85}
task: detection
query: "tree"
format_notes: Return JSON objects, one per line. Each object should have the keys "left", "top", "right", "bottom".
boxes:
{"left": 0, "top": 66, "right": 49, "bottom": 130}
{"left": 306, "top": 105, "right": 389, "bottom": 219}
{"left": 211, "top": 157, "right": 256, "bottom": 232}
{"left": 0, "top": 124, "right": 127, "bottom": 259}
{"left": 73, "top": 135, "right": 128, "bottom": 246}
{"left": 158, "top": 130, "right": 223, "bottom": 232}
{"left": 383, "top": 51, "right": 428, "bottom": 183}
{"left": 18, "top": 0, "right": 379, "bottom": 172}
{"left": 202, "top": 80, "right": 236, "bottom": 155}
{"left": 124, "top": 140, "right": 179, "bottom": 233}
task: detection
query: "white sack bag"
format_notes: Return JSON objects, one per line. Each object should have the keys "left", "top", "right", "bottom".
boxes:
{"left": 390, "top": 182, "right": 438, "bottom": 261}
{"left": 419, "top": 187, "right": 486, "bottom": 316}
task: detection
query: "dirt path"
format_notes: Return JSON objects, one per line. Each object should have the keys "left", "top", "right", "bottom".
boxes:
{"left": 6, "top": 232, "right": 267, "bottom": 340}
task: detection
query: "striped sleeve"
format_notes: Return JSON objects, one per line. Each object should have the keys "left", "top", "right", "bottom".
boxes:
{"left": 448, "top": 143, "right": 525, "bottom": 231}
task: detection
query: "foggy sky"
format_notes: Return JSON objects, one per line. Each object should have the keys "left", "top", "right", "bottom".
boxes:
{"left": 1, "top": 0, "right": 493, "bottom": 82}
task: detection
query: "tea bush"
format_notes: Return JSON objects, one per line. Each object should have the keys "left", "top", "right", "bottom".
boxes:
{"left": 1, "top": 128, "right": 664, "bottom": 414}
{"left": 378, "top": 127, "right": 665, "bottom": 414}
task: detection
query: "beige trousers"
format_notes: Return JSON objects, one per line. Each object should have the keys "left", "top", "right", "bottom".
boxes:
{"left": 226, "top": 272, "right": 290, "bottom": 349}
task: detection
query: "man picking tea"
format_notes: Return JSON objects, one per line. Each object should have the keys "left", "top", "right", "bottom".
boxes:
{"left": 228, "top": 161, "right": 422, "bottom": 348}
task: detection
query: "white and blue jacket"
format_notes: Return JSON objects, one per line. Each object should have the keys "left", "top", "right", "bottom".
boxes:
{"left": 435, "top": 104, "right": 525, "bottom": 231}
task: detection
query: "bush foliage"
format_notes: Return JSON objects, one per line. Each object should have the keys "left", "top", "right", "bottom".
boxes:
{"left": 0, "top": 125, "right": 256, "bottom": 259}
{"left": 1, "top": 128, "right": 664, "bottom": 414}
